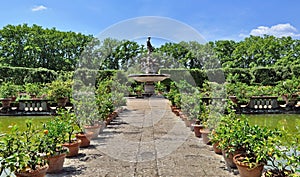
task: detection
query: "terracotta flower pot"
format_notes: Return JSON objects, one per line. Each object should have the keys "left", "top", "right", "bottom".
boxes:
{"left": 200, "top": 129, "right": 211, "bottom": 145}
{"left": 46, "top": 153, "right": 66, "bottom": 173}
{"left": 171, "top": 106, "right": 177, "bottom": 112}
{"left": 222, "top": 149, "right": 243, "bottom": 170}
{"left": 76, "top": 132, "right": 93, "bottom": 148}
{"left": 193, "top": 124, "right": 204, "bottom": 138}
{"left": 56, "top": 97, "right": 68, "bottom": 107}
{"left": 1, "top": 98, "right": 11, "bottom": 108}
{"left": 233, "top": 153, "right": 264, "bottom": 177}
{"left": 189, "top": 119, "right": 196, "bottom": 131}
{"left": 84, "top": 124, "right": 101, "bottom": 139}
{"left": 228, "top": 96, "right": 238, "bottom": 104}
{"left": 105, "top": 116, "right": 113, "bottom": 125}
{"left": 15, "top": 165, "right": 48, "bottom": 177}
{"left": 213, "top": 142, "right": 222, "bottom": 155}
{"left": 63, "top": 140, "right": 81, "bottom": 157}
{"left": 112, "top": 111, "right": 118, "bottom": 119}
{"left": 180, "top": 114, "right": 188, "bottom": 121}
{"left": 184, "top": 118, "right": 191, "bottom": 127}
{"left": 263, "top": 169, "right": 292, "bottom": 177}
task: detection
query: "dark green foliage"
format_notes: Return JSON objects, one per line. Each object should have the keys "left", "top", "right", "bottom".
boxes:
{"left": 160, "top": 65, "right": 300, "bottom": 89}
{"left": 0, "top": 66, "right": 57, "bottom": 84}
{"left": 160, "top": 69, "right": 205, "bottom": 88}
{"left": 291, "top": 65, "right": 300, "bottom": 78}
{"left": 0, "top": 24, "right": 93, "bottom": 71}
{"left": 1, "top": 24, "right": 300, "bottom": 89}
{"left": 206, "top": 68, "right": 226, "bottom": 84}
{"left": 252, "top": 67, "right": 278, "bottom": 85}
{"left": 224, "top": 68, "right": 253, "bottom": 85}
{"left": 189, "top": 69, "right": 208, "bottom": 88}
{"left": 97, "top": 70, "right": 118, "bottom": 82}
{"left": 274, "top": 66, "right": 293, "bottom": 82}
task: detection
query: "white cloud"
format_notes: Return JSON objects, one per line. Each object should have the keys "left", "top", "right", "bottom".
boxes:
{"left": 32, "top": 5, "right": 47, "bottom": 12}
{"left": 247, "top": 23, "right": 300, "bottom": 38}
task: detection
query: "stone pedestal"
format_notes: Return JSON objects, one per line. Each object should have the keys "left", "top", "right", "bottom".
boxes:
{"left": 144, "top": 82, "right": 155, "bottom": 94}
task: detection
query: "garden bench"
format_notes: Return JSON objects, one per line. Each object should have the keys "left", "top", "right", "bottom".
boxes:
{"left": 247, "top": 96, "right": 279, "bottom": 109}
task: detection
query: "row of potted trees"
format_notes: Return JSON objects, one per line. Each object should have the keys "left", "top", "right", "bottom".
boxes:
{"left": 208, "top": 107, "right": 300, "bottom": 177}
{"left": 0, "top": 77, "right": 127, "bottom": 176}
{"left": 171, "top": 99, "right": 300, "bottom": 177}
{"left": 165, "top": 79, "right": 299, "bottom": 177}
{"left": 0, "top": 103, "right": 124, "bottom": 177}
{"left": 226, "top": 77, "right": 300, "bottom": 105}
{"left": 0, "top": 109, "right": 83, "bottom": 176}
{"left": 0, "top": 79, "right": 73, "bottom": 110}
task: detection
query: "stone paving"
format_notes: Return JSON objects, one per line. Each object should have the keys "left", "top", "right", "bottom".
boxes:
{"left": 49, "top": 97, "right": 237, "bottom": 177}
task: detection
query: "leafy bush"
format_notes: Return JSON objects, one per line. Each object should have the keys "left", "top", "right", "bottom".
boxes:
{"left": 0, "top": 120, "right": 47, "bottom": 175}
{"left": 47, "top": 79, "right": 73, "bottom": 100}
{"left": 0, "top": 66, "right": 58, "bottom": 85}
{"left": 42, "top": 117, "right": 68, "bottom": 156}
{"left": 0, "top": 82, "right": 19, "bottom": 98}
{"left": 96, "top": 79, "right": 114, "bottom": 121}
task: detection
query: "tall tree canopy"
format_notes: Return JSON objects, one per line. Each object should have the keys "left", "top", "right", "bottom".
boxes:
{"left": 0, "top": 24, "right": 93, "bottom": 71}
{"left": 1, "top": 24, "right": 300, "bottom": 72}
{"left": 216, "top": 35, "right": 300, "bottom": 68}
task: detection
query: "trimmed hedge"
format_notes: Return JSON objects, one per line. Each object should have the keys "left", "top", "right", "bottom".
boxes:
{"left": 0, "top": 66, "right": 58, "bottom": 85}
{"left": 159, "top": 69, "right": 202, "bottom": 87}
{"left": 1, "top": 64, "right": 299, "bottom": 87}
{"left": 224, "top": 68, "right": 253, "bottom": 85}
{"left": 160, "top": 65, "right": 298, "bottom": 87}
{"left": 0, "top": 66, "right": 119, "bottom": 86}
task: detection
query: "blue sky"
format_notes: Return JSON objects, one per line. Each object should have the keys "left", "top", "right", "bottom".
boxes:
{"left": 1, "top": 0, "right": 300, "bottom": 42}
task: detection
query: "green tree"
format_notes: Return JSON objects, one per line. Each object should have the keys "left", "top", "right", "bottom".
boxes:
{"left": 0, "top": 24, "right": 92, "bottom": 71}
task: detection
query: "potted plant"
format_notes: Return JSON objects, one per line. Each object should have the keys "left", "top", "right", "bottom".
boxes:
{"left": 0, "top": 82, "right": 19, "bottom": 110}
{"left": 42, "top": 116, "right": 69, "bottom": 173}
{"left": 200, "top": 99, "right": 224, "bottom": 145}
{"left": 47, "top": 79, "right": 73, "bottom": 107}
{"left": 0, "top": 121, "right": 48, "bottom": 177}
{"left": 57, "top": 109, "right": 81, "bottom": 157}
{"left": 74, "top": 91, "right": 102, "bottom": 142}
{"left": 213, "top": 112, "right": 248, "bottom": 170}
{"left": 264, "top": 122, "right": 300, "bottom": 177}
{"left": 134, "top": 84, "right": 143, "bottom": 97}
{"left": 232, "top": 123, "right": 281, "bottom": 177}
{"left": 99, "top": 94, "right": 114, "bottom": 126}
{"left": 275, "top": 77, "right": 300, "bottom": 107}
{"left": 155, "top": 82, "right": 166, "bottom": 95}
{"left": 226, "top": 82, "right": 252, "bottom": 105}
{"left": 177, "top": 80, "right": 201, "bottom": 129}
{"left": 183, "top": 95, "right": 206, "bottom": 137}
{"left": 166, "top": 82, "right": 179, "bottom": 108}
{"left": 73, "top": 85, "right": 100, "bottom": 137}
{"left": 110, "top": 79, "right": 127, "bottom": 110}
{"left": 96, "top": 79, "right": 114, "bottom": 127}
{"left": 24, "top": 83, "right": 42, "bottom": 99}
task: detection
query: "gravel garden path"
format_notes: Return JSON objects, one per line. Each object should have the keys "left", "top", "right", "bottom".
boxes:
{"left": 48, "top": 97, "right": 237, "bottom": 177}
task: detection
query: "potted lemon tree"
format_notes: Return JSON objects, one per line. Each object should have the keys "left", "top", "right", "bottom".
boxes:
{"left": 47, "top": 79, "right": 73, "bottom": 107}
{"left": 56, "top": 109, "right": 81, "bottom": 157}
{"left": 0, "top": 82, "right": 19, "bottom": 111}
{"left": 42, "top": 116, "right": 69, "bottom": 173}
{"left": 0, "top": 120, "right": 48, "bottom": 177}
